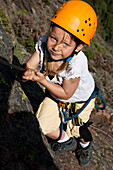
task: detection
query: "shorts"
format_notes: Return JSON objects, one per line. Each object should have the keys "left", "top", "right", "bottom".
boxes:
{"left": 36, "top": 97, "right": 95, "bottom": 138}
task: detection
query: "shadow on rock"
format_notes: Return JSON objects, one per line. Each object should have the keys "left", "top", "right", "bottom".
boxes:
{"left": 0, "top": 58, "right": 58, "bottom": 169}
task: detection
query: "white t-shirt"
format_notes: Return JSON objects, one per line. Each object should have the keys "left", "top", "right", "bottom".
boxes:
{"left": 35, "top": 35, "right": 95, "bottom": 102}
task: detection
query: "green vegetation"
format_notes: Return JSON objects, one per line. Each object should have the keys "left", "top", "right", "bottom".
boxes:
{"left": 0, "top": 8, "right": 10, "bottom": 31}
{"left": 14, "top": 36, "right": 36, "bottom": 54}
{"left": 17, "top": 37, "right": 35, "bottom": 54}
{"left": 84, "top": 47, "right": 95, "bottom": 59}
{"left": 20, "top": 9, "right": 28, "bottom": 15}
{"left": 26, "top": 37, "right": 35, "bottom": 54}
{"left": 93, "top": 42, "right": 107, "bottom": 54}
{"left": 84, "top": 0, "right": 113, "bottom": 44}
{"left": 14, "top": 45, "right": 26, "bottom": 60}
{"left": 42, "top": 0, "right": 50, "bottom": 5}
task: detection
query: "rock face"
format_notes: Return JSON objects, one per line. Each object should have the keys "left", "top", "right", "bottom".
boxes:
{"left": 0, "top": 25, "right": 57, "bottom": 169}
{"left": 0, "top": 24, "right": 13, "bottom": 62}
{"left": 0, "top": 0, "right": 113, "bottom": 169}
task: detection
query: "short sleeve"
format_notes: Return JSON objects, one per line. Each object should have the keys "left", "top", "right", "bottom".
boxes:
{"left": 62, "top": 51, "right": 88, "bottom": 80}
{"left": 35, "top": 34, "right": 48, "bottom": 53}
{"left": 35, "top": 35, "right": 48, "bottom": 70}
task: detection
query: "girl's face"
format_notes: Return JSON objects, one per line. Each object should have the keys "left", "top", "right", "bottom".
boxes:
{"left": 47, "top": 26, "right": 76, "bottom": 61}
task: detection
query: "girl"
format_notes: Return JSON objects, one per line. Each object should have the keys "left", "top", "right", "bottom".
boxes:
{"left": 22, "top": 1, "right": 97, "bottom": 167}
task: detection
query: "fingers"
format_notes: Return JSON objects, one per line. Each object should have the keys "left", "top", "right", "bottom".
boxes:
{"left": 22, "top": 68, "right": 35, "bottom": 81}
{"left": 34, "top": 70, "right": 40, "bottom": 76}
{"left": 22, "top": 69, "right": 45, "bottom": 83}
{"left": 34, "top": 70, "right": 45, "bottom": 83}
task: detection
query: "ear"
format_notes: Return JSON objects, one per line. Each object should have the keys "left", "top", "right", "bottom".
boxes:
{"left": 75, "top": 44, "right": 85, "bottom": 52}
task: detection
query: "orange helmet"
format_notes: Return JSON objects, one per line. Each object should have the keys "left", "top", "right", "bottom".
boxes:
{"left": 50, "top": 0, "right": 97, "bottom": 45}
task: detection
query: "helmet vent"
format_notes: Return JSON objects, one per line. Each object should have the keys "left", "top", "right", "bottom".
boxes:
{"left": 85, "top": 20, "right": 87, "bottom": 23}
{"left": 89, "top": 23, "right": 91, "bottom": 26}
{"left": 83, "top": 34, "right": 85, "bottom": 36}
{"left": 77, "top": 29, "right": 79, "bottom": 32}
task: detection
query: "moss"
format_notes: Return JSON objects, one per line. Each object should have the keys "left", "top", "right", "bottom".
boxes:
{"left": 17, "top": 37, "right": 26, "bottom": 47}
{"left": 93, "top": 42, "right": 107, "bottom": 54}
{"left": 17, "top": 36, "right": 35, "bottom": 54}
{"left": 42, "top": 0, "right": 50, "bottom": 5}
{"left": 19, "top": 87, "right": 28, "bottom": 101}
{"left": 110, "top": 51, "right": 113, "bottom": 56}
{"left": 0, "top": 72, "right": 10, "bottom": 87}
{"left": 25, "top": 36, "right": 35, "bottom": 54}
{"left": 20, "top": 9, "right": 28, "bottom": 15}
{"left": 0, "top": 8, "right": 10, "bottom": 32}
{"left": 16, "top": 123, "right": 22, "bottom": 128}
{"left": 14, "top": 45, "right": 25, "bottom": 59}
{"left": 84, "top": 47, "right": 95, "bottom": 59}
{"left": 15, "top": 27, "right": 21, "bottom": 37}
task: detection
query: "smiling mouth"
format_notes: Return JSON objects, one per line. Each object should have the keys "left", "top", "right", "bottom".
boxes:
{"left": 48, "top": 51, "right": 64, "bottom": 61}
{"left": 50, "top": 50, "right": 61, "bottom": 56}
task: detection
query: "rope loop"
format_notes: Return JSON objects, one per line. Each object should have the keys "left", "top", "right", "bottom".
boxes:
{"left": 57, "top": 86, "right": 106, "bottom": 141}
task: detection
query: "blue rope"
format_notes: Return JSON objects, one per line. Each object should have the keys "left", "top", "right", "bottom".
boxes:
{"left": 65, "top": 89, "right": 106, "bottom": 122}
{"left": 57, "top": 88, "right": 106, "bottom": 141}
{"left": 95, "top": 89, "right": 106, "bottom": 110}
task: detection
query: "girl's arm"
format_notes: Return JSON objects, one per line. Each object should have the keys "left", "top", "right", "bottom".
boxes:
{"left": 33, "top": 71, "right": 80, "bottom": 100}
{"left": 22, "top": 51, "right": 41, "bottom": 80}
{"left": 26, "top": 51, "right": 40, "bottom": 69}
{"left": 23, "top": 53, "right": 80, "bottom": 99}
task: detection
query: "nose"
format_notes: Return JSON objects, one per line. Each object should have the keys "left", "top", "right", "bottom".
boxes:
{"left": 52, "top": 43, "right": 61, "bottom": 51}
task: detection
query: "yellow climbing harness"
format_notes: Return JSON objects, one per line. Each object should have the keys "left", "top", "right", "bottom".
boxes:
{"left": 58, "top": 101, "right": 84, "bottom": 126}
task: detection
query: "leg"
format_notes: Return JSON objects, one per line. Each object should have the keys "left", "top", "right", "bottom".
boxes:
{"left": 66, "top": 98, "right": 95, "bottom": 166}
{"left": 48, "top": 128, "right": 77, "bottom": 155}
{"left": 36, "top": 97, "right": 77, "bottom": 155}
{"left": 46, "top": 128, "right": 65, "bottom": 140}
{"left": 36, "top": 97, "right": 61, "bottom": 135}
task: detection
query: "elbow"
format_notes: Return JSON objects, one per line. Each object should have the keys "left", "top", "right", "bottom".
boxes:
{"left": 61, "top": 94, "right": 72, "bottom": 100}
{"left": 63, "top": 97, "right": 70, "bottom": 100}
{"left": 26, "top": 62, "right": 32, "bottom": 69}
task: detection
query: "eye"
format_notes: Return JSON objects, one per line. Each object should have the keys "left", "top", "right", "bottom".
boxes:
{"left": 51, "top": 36, "right": 56, "bottom": 41}
{"left": 64, "top": 42, "right": 69, "bottom": 46}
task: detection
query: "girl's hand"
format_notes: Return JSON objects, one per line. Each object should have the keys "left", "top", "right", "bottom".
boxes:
{"left": 22, "top": 68, "right": 45, "bottom": 83}
{"left": 34, "top": 70, "right": 45, "bottom": 83}
{"left": 22, "top": 68, "right": 36, "bottom": 81}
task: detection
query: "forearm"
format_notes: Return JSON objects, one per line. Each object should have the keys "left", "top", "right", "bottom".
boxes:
{"left": 24, "top": 70, "right": 80, "bottom": 100}
{"left": 40, "top": 78, "right": 71, "bottom": 100}
{"left": 26, "top": 51, "right": 40, "bottom": 70}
